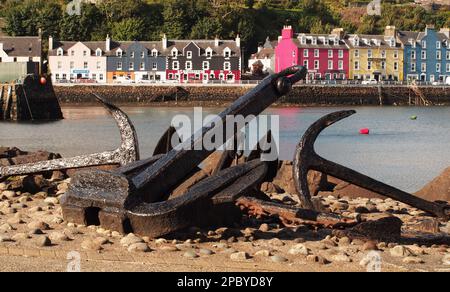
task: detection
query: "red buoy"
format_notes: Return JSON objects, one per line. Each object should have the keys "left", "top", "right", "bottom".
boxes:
{"left": 359, "top": 128, "right": 370, "bottom": 135}
{"left": 39, "top": 77, "right": 47, "bottom": 85}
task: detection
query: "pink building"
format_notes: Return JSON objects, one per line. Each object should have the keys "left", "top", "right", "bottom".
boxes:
{"left": 275, "top": 26, "right": 350, "bottom": 80}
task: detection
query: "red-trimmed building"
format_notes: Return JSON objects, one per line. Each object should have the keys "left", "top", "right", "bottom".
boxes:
{"left": 165, "top": 35, "right": 242, "bottom": 83}
{"left": 274, "top": 26, "right": 350, "bottom": 80}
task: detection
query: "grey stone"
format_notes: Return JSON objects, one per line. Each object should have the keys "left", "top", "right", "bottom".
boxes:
{"left": 288, "top": 244, "right": 310, "bottom": 256}
{"left": 120, "top": 233, "right": 143, "bottom": 247}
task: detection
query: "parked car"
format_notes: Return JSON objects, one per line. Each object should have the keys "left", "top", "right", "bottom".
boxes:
{"left": 114, "top": 76, "right": 135, "bottom": 84}
{"left": 362, "top": 79, "right": 378, "bottom": 85}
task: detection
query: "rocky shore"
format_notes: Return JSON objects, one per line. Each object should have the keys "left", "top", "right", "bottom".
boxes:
{"left": 0, "top": 147, "right": 449, "bottom": 272}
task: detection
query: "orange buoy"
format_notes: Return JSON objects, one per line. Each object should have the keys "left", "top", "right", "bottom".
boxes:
{"left": 39, "top": 76, "right": 47, "bottom": 85}
{"left": 359, "top": 128, "right": 370, "bottom": 135}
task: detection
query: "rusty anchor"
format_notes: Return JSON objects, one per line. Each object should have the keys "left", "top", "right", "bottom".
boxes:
{"left": 61, "top": 66, "right": 309, "bottom": 237}
{"left": 0, "top": 94, "right": 140, "bottom": 178}
{"left": 293, "top": 110, "right": 450, "bottom": 220}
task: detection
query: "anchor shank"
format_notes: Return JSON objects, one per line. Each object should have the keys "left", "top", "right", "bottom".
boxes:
{"left": 313, "top": 156, "right": 448, "bottom": 219}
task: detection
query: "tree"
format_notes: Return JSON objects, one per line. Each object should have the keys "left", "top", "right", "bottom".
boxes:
{"left": 190, "top": 17, "right": 222, "bottom": 39}
{"left": 111, "top": 18, "right": 146, "bottom": 41}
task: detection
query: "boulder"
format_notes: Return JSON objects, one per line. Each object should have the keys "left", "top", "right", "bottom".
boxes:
{"left": 415, "top": 167, "right": 450, "bottom": 203}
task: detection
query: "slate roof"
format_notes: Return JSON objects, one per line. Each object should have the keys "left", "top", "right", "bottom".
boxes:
{"left": 346, "top": 34, "right": 402, "bottom": 49}
{"left": 0, "top": 36, "right": 42, "bottom": 57}
{"left": 292, "top": 33, "right": 349, "bottom": 49}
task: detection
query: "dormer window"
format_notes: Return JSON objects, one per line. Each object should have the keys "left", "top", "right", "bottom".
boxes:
{"left": 171, "top": 48, "right": 178, "bottom": 58}
{"left": 96, "top": 49, "right": 102, "bottom": 57}
{"left": 130, "top": 52, "right": 135, "bottom": 58}
{"left": 353, "top": 37, "right": 359, "bottom": 47}
{"left": 187, "top": 51, "right": 192, "bottom": 59}
{"left": 389, "top": 39, "right": 395, "bottom": 47}
{"left": 151, "top": 49, "right": 158, "bottom": 57}
{"left": 312, "top": 38, "right": 317, "bottom": 45}
{"left": 422, "top": 41, "right": 427, "bottom": 48}
{"left": 116, "top": 49, "right": 123, "bottom": 57}
{"left": 206, "top": 48, "right": 213, "bottom": 58}
{"left": 334, "top": 39, "right": 339, "bottom": 46}
{"left": 324, "top": 38, "right": 329, "bottom": 46}
{"left": 141, "top": 52, "right": 145, "bottom": 58}
{"left": 224, "top": 47, "right": 231, "bottom": 58}
{"left": 300, "top": 36, "right": 306, "bottom": 45}
{"left": 57, "top": 48, "right": 63, "bottom": 56}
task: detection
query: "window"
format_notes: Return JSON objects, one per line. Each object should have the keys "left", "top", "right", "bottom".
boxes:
{"left": 421, "top": 50, "right": 427, "bottom": 60}
{"left": 411, "top": 51, "right": 416, "bottom": 60}
{"left": 314, "top": 49, "right": 319, "bottom": 58}
{"left": 303, "top": 49, "right": 309, "bottom": 57}
{"left": 303, "top": 60, "right": 308, "bottom": 69}
{"left": 447, "top": 51, "right": 450, "bottom": 60}
{"left": 224, "top": 48, "right": 231, "bottom": 58}
{"left": 390, "top": 39, "right": 395, "bottom": 47}
{"left": 206, "top": 49, "right": 212, "bottom": 58}
{"left": 186, "top": 61, "right": 192, "bottom": 70}
{"left": 96, "top": 49, "right": 102, "bottom": 57}
{"left": 224, "top": 62, "right": 231, "bottom": 70}
{"left": 172, "top": 49, "right": 178, "bottom": 57}
{"left": 129, "top": 62, "right": 134, "bottom": 70}
{"left": 328, "top": 60, "right": 333, "bottom": 70}
{"left": 57, "top": 61, "right": 62, "bottom": 69}
{"left": 141, "top": 52, "right": 145, "bottom": 58}
{"left": 421, "top": 63, "right": 427, "bottom": 72}
{"left": 292, "top": 51, "right": 296, "bottom": 57}
{"left": 152, "top": 63, "right": 157, "bottom": 70}
{"left": 338, "top": 60, "right": 343, "bottom": 70}
{"left": 130, "top": 52, "right": 135, "bottom": 58}
{"left": 151, "top": 50, "right": 158, "bottom": 57}
{"left": 117, "top": 62, "right": 122, "bottom": 70}
{"left": 411, "top": 63, "right": 416, "bottom": 72}
{"left": 300, "top": 37, "right": 306, "bottom": 45}
{"left": 354, "top": 61, "right": 359, "bottom": 70}
{"left": 436, "top": 51, "right": 441, "bottom": 60}
{"left": 314, "top": 60, "right": 319, "bottom": 70}
{"left": 83, "top": 51, "right": 87, "bottom": 57}
{"left": 69, "top": 62, "right": 74, "bottom": 69}
{"left": 57, "top": 48, "right": 63, "bottom": 56}
{"left": 436, "top": 63, "right": 441, "bottom": 72}
{"left": 381, "top": 50, "right": 386, "bottom": 58}
{"left": 202, "top": 61, "right": 209, "bottom": 70}
{"left": 328, "top": 50, "right": 333, "bottom": 58}
{"left": 312, "top": 38, "right": 317, "bottom": 45}
{"left": 83, "top": 62, "right": 88, "bottom": 69}
{"left": 447, "top": 63, "right": 450, "bottom": 72}
{"left": 421, "top": 41, "right": 426, "bottom": 48}
{"left": 354, "top": 50, "right": 359, "bottom": 58}
{"left": 92, "top": 74, "right": 96, "bottom": 80}
{"left": 394, "top": 62, "right": 398, "bottom": 71}
{"left": 436, "top": 41, "right": 441, "bottom": 49}
{"left": 140, "top": 62, "right": 145, "bottom": 70}
{"left": 381, "top": 62, "right": 386, "bottom": 70}
{"left": 367, "top": 61, "right": 372, "bottom": 70}
{"left": 55, "top": 74, "right": 60, "bottom": 80}
{"left": 100, "top": 74, "right": 104, "bottom": 81}
{"left": 96, "top": 61, "right": 101, "bottom": 69}
{"left": 368, "top": 50, "right": 373, "bottom": 58}
{"left": 62, "top": 74, "right": 66, "bottom": 80}
{"left": 393, "top": 50, "right": 398, "bottom": 59}
{"left": 173, "top": 61, "right": 179, "bottom": 70}
{"left": 187, "top": 51, "right": 192, "bottom": 59}
{"left": 324, "top": 39, "right": 329, "bottom": 46}
{"left": 338, "top": 50, "right": 343, "bottom": 58}
{"left": 117, "top": 50, "right": 122, "bottom": 57}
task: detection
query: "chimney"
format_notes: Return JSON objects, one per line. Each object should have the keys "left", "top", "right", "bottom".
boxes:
{"left": 236, "top": 34, "right": 241, "bottom": 48}
{"left": 48, "top": 36, "right": 53, "bottom": 51}
{"left": 281, "top": 25, "right": 294, "bottom": 40}
{"left": 384, "top": 26, "right": 397, "bottom": 38}
{"left": 425, "top": 24, "right": 435, "bottom": 34}
{"left": 331, "top": 28, "right": 345, "bottom": 39}
{"left": 440, "top": 27, "right": 450, "bottom": 38}
{"left": 215, "top": 36, "right": 220, "bottom": 47}
{"left": 257, "top": 45, "right": 263, "bottom": 53}
{"left": 106, "top": 34, "right": 111, "bottom": 52}
{"left": 162, "top": 34, "right": 167, "bottom": 50}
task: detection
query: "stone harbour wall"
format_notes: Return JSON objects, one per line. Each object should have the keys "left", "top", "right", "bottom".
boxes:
{"left": 54, "top": 85, "right": 450, "bottom": 106}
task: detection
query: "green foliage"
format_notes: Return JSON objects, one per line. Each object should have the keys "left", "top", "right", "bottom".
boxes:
{"left": 1, "top": 0, "right": 448, "bottom": 59}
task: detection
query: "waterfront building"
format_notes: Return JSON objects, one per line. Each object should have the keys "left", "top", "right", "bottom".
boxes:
{"left": 248, "top": 37, "right": 277, "bottom": 74}
{"left": 48, "top": 36, "right": 108, "bottom": 83}
{"left": 165, "top": 35, "right": 242, "bottom": 83}
{"left": 274, "top": 26, "right": 350, "bottom": 80}
{"left": 347, "top": 26, "right": 404, "bottom": 81}
{"left": 106, "top": 38, "right": 167, "bottom": 83}
{"left": 398, "top": 25, "right": 450, "bottom": 83}
{"left": 0, "top": 36, "right": 42, "bottom": 81}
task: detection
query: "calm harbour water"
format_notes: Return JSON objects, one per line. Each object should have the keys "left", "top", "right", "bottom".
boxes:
{"left": 1, "top": 106, "right": 449, "bottom": 193}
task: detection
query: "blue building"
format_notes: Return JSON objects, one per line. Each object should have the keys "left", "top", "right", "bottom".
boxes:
{"left": 399, "top": 26, "right": 449, "bottom": 83}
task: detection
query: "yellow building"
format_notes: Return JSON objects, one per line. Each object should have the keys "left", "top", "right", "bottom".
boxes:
{"left": 348, "top": 26, "right": 404, "bottom": 81}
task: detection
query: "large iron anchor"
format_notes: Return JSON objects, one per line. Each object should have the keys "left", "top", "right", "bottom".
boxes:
{"left": 0, "top": 94, "right": 140, "bottom": 178}
{"left": 293, "top": 110, "right": 450, "bottom": 220}
{"left": 61, "top": 66, "right": 308, "bottom": 237}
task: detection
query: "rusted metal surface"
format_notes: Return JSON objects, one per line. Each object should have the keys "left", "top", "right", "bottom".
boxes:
{"left": 61, "top": 66, "right": 307, "bottom": 237}
{"left": 293, "top": 110, "right": 450, "bottom": 220}
{"left": 0, "top": 94, "right": 140, "bottom": 178}
{"left": 236, "top": 196, "right": 359, "bottom": 228}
